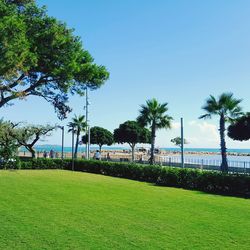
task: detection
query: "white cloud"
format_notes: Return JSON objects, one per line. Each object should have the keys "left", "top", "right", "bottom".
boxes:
{"left": 188, "top": 120, "right": 220, "bottom": 146}
{"left": 155, "top": 120, "right": 250, "bottom": 148}
{"left": 171, "top": 122, "right": 181, "bottom": 130}
{"left": 189, "top": 121, "right": 219, "bottom": 142}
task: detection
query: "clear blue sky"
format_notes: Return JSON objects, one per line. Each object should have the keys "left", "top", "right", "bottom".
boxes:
{"left": 2, "top": 0, "right": 250, "bottom": 148}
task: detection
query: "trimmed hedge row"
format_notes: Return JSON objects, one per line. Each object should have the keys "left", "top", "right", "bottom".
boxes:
{"left": 157, "top": 167, "right": 250, "bottom": 197}
{"left": 73, "top": 160, "right": 163, "bottom": 183}
{"left": 0, "top": 158, "right": 69, "bottom": 170}
{"left": 1, "top": 158, "right": 250, "bottom": 198}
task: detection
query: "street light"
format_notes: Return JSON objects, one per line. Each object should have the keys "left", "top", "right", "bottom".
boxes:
{"left": 72, "top": 126, "right": 75, "bottom": 171}
{"left": 85, "top": 87, "right": 91, "bottom": 160}
{"left": 57, "top": 126, "right": 64, "bottom": 159}
{"left": 181, "top": 118, "right": 185, "bottom": 168}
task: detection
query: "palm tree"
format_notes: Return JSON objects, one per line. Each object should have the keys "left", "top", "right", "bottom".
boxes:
{"left": 199, "top": 93, "right": 243, "bottom": 172}
{"left": 68, "top": 115, "right": 86, "bottom": 158}
{"left": 137, "top": 98, "right": 173, "bottom": 164}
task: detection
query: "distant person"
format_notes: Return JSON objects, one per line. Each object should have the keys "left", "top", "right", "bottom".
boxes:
{"left": 49, "top": 149, "right": 55, "bottom": 159}
{"left": 43, "top": 151, "right": 48, "bottom": 158}
{"left": 107, "top": 152, "right": 111, "bottom": 161}
{"left": 55, "top": 152, "right": 59, "bottom": 158}
{"left": 94, "top": 150, "right": 101, "bottom": 160}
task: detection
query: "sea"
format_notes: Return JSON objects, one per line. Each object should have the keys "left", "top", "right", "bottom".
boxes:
{"left": 19, "top": 145, "right": 250, "bottom": 154}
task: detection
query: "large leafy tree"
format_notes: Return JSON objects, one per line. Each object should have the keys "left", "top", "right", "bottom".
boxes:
{"left": 14, "top": 124, "right": 55, "bottom": 158}
{"left": 228, "top": 114, "right": 250, "bottom": 141}
{"left": 114, "top": 121, "right": 150, "bottom": 162}
{"left": 137, "top": 99, "right": 172, "bottom": 164}
{"left": 0, "top": 0, "right": 109, "bottom": 119}
{"left": 199, "top": 93, "right": 243, "bottom": 172}
{"left": 82, "top": 126, "right": 113, "bottom": 153}
{"left": 68, "top": 115, "right": 86, "bottom": 158}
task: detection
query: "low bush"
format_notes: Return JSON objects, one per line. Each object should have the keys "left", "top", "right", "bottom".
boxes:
{"left": 1, "top": 158, "right": 250, "bottom": 198}
{"left": 0, "top": 158, "right": 70, "bottom": 170}
{"left": 157, "top": 167, "right": 250, "bottom": 197}
{"left": 72, "top": 160, "right": 162, "bottom": 183}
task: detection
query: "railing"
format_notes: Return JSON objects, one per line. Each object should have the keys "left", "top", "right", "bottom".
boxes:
{"left": 147, "top": 156, "right": 250, "bottom": 174}
{"left": 115, "top": 156, "right": 250, "bottom": 174}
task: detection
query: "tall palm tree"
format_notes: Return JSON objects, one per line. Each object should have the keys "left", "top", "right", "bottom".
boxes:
{"left": 199, "top": 93, "right": 243, "bottom": 172}
{"left": 137, "top": 98, "right": 173, "bottom": 164}
{"left": 68, "top": 115, "right": 86, "bottom": 158}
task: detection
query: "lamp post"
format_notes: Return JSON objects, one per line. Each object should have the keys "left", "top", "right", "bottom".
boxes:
{"left": 85, "top": 87, "right": 90, "bottom": 159}
{"left": 58, "top": 126, "right": 64, "bottom": 159}
{"left": 181, "top": 118, "right": 184, "bottom": 168}
{"left": 72, "top": 126, "right": 75, "bottom": 171}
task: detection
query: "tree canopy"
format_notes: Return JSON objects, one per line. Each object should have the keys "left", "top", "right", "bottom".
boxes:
{"left": 68, "top": 115, "right": 86, "bottom": 158}
{"left": 199, "top": 93, "right": 243, "bottom": 121}
{"left": 14, "top": 124, "right": 55, "bottom": 158}
{"left": 137, "top": 99, "right": 172, "bottom": 164}
{"left": 0, "top": 120, "right": 19, "bottom": 161}
{"left": 228, "top": 114, "right": 250, "bottom": 141}
{"left": 82, "top": 126, "right": 113, "bottom": 152}
{"left": 114, "top": 121, "right": 150, "bottom": 146}
{"left": 171, "top": 137, "right": 188, "bottom": 147}
{"left": 114, "top": 121, "right": 150, "bottom": 161}
{"left": 199, "top": 93, "right": 243, "bottom": 172}
{"left": 0, "top": 0, "right": 109, "bottom": 119}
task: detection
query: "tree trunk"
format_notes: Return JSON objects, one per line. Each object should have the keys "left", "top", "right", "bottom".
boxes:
{"left": 74, "top": 130, "right": 80, "bottom": 159}
{"left": 150, "top": 122, "right": 156, "bottom": 165}
{"left": 99, "top": 145, "right": 102, "bottom": 153}
{"left": 219, "top": 114, "right": 228, "bottom": 172}
{"left": 131, "top": 144, "right": 135, "bottom": 162}
{"left": 28, "top": 146, "right": 36, "bottom": 158}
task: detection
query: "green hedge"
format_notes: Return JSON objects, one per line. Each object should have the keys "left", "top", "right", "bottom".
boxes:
{"left": 0, "top": 158, "right": 70, "bottom": 170}
{"left": 156, "top": 168, "right": 250, "bottom": 197}
{"left": 1, "top": 158, "right": 250, "bottom": 198}
{"left": 73, "top": 160, "right": 162, "bottom": 183}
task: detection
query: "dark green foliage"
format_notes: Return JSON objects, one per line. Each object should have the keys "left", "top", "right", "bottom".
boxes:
{"left": 14, "top": 124, "right": 55, "bottom": 158}
{"left": 171, "top": 137, "right": 188, "bottom": 147}
{"left": 228, "top": 114, "right": 250, "bottom": 141}
{"left": 137, "top": 99, "right": 173, "bottom": 164}
{"left": 0, "top": 120, "right": 19, "bottom": 162}
{"left": 82, "top": 126, "right": 113, "bottom": 151}
{"left": 72, "top": 160, "right": 162, "bottom": 183}
{"left": 0, "top": 158, "right": 70, "bottom": 169}
{"left": 4, "top": 158, "right": 249, "bottom": 198}
{"left": 114, "top": 121, "right": 150, "bottom": 145}
{"left": 199, "top": 93, "right": 243, "bottom": 172}
{"left": 0, "top": 0, "right": 109, "bottom": 119}
{"left": 114, "top": 121, "right": 150, "bottom": 161}
{"left": 68, "top": 115, "right": 86, "bottom": 158}
{"left": 157, "top": 168, "right": 250, "bottom": 197}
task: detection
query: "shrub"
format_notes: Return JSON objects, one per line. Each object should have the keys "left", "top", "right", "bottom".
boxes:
{"left": 1, "top": 158, "right": 250, "bottom": 198}
{"left": 157, "top": 168, "right": 250, "bottom": 197}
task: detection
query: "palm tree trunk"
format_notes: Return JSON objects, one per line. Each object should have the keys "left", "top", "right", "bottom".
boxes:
{"left": 150, "top": 122, "right": 156, "bottom": 165}
{"left": 219, "top": 114, "right": 228, "bottom": 172}
{"left": 74, "top": 130, "right": 80, "bottom": 159}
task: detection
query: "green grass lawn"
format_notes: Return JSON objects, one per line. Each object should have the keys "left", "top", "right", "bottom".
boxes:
{"left": 0, "top": 170, "right": 249, "bottom": 250}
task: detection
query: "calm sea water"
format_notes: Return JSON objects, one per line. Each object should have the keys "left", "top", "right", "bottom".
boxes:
{"left": 19, "top": 145, "right": 250, "bottom": 155}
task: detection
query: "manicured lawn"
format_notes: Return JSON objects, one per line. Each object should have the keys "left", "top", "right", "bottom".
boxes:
{"left": 0, "top": 170, "right": 249, "bottom": 249}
